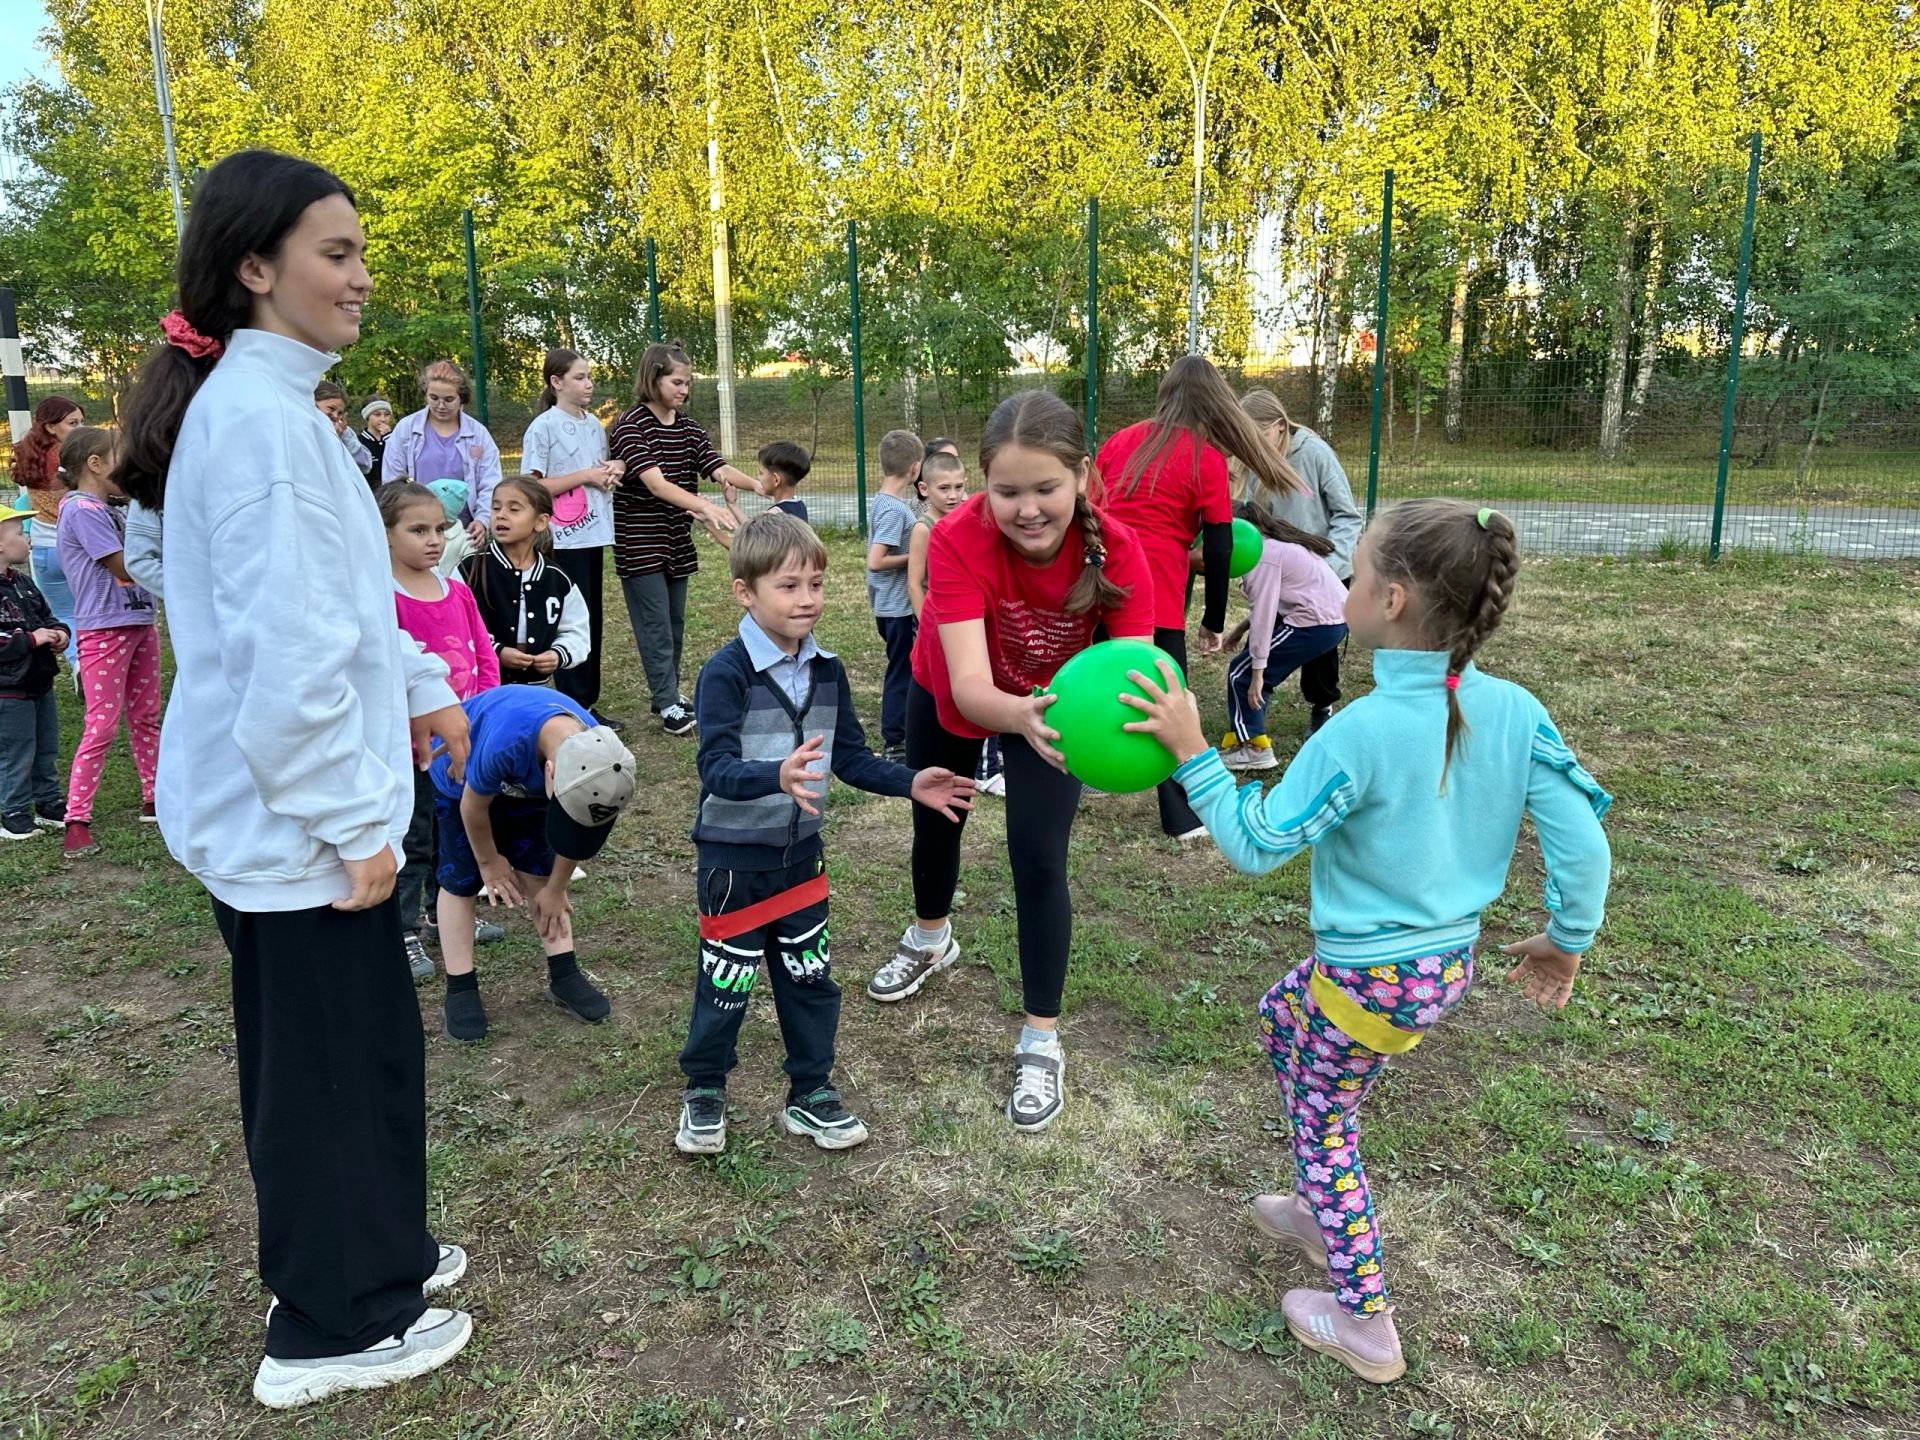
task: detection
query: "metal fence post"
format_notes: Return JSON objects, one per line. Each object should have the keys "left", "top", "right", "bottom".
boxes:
{"left": 462, "top": 209, "right": 488, "bottom": 426}
{"left": 1364, "top": 169, "right": 1394, "bottom": 518}
{"left": 1, "top": 288, "right": 29, "bottom": 445}
{"left": 1084, "top": 198, "right": 1100, "bottom": 443}
{"left": 1711, "top": 133, "right": 1763, "bottom": 562}
{"left": 848, "top": 220, "right": 868, "bottom": 538}
{"left": 645, "top": 238, "right": 662, "bottom": 343}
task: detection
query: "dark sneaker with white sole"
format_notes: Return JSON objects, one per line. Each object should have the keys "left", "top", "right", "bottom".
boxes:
{"left": 867, "top": 929, "right": 960, "bottom": 1002}
{"left": 546, "top": 969, "right": 610, "bottom": 1024}
{"left": 404, "top": 934, "right": 435, "bottom": 984}
{"left": 0, "top": 812, "right": 39, "bottom": 841}
{"left": 34, "top": 801, "right": 65, "bottom": 829}
{"left": 783, "top": 1087, "right": 869, "bottom": 1150}
{"left": 443, "top": 987, "right": 487, "bottom": 1043}
{"left": 252, "top": 1307, "right": 473, "bottom": 1409}
{"left": 1007, "top": 1043, "right": 1065, "bottom": 1131}
{"left": 676, "top": 1087, "right": 727, "bottom": 1154}
{"left": 660, "top": 702, "right": 696, "bottom": 736}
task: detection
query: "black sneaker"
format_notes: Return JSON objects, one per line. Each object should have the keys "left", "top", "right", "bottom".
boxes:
{"left": 660, "top": 703, "right": 696, "bottom": 736}
{"left": 676, "top": 1087, "right": 727, "bottom": 1155}
{"left": 590, "top": 709, "right": 626, "bottom": 733}
{"left": 0, "top": 811, "right": 39, "bottom": 841}
{"left": 1308, "top": 706, "right": 1334, "bottom": 736}
{"left": 546, "top": 968, "right": 610, "bottom": 1024}
{"left": 783, "top": 1087, "right": 870, "bottom": 1150}
{"left": 443, "top": 987, "right": 488, "bottom": 1043}
{"left": 34, "top": 800, "right": 65, "bottom": 829}
{"left": 879, "top": 744, "right": 907, "bottom": 763}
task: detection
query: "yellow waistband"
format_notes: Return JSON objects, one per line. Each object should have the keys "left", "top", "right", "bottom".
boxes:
{"left": 1308, "top": 966, "right": 1424, "bottom": 1054}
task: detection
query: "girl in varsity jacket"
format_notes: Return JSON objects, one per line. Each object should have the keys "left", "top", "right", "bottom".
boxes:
{"left": 459, "top": 476, "right": 590, "bottom": 685}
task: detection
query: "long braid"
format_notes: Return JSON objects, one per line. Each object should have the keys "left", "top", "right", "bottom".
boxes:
{"left": 1441, "top": 509, "right": 1519, "bottom": 786}
{"left": 1064, "top": 493, "right": 1130, "bottom": 614}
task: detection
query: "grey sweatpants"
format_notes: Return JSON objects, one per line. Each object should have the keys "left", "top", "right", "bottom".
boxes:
{"left": 620, "top": 571, "right": 689, "bottom": 712}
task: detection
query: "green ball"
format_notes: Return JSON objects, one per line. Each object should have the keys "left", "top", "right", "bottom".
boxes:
{"left": 1044, "top": 638, "right": 1187, "bottom": 794}
{"left": 1228, "top": 516, "right": 1264, "bottom": 578}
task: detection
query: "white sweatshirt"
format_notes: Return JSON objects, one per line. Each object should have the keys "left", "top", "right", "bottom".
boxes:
{"left": 155, "top": 328, "right": 457, "bottom": 911}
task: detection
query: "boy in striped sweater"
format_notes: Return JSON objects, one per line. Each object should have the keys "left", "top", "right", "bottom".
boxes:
{"left": 674, "top": 513, "right": 974, "bottom": 1156}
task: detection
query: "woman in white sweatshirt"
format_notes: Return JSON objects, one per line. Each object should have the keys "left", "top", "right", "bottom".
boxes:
{"left": 112, "top": 150, "right": 477, "bottom": 1410}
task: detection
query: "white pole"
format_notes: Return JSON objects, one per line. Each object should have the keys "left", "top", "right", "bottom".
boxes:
{"left": 2, "top": 289, "right": 29, "bottom": 445}
{"left": 705, "top": 45, "right": 738, "bottom": 457}
{"left": 145, "top": 0, "right": 186, "bottom": 242}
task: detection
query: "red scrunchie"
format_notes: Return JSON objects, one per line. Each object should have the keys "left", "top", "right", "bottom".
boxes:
{"left": 1444, "top": 673, "right": 1461, "bottom": 692}
{"left": 161, "top": 310, "right": 224, "bottom": 361}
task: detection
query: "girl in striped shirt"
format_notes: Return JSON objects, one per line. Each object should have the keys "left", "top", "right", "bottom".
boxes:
{"left": 607, "top": 340, "right": 765, "bottom": 735}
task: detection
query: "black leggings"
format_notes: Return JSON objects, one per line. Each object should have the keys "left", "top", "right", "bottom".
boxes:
{"left": 906, "top": 681, "right": 1081, "bottom": 1019}
{"left": 1152, "top": 626, "right": 1203, "bottom": 837}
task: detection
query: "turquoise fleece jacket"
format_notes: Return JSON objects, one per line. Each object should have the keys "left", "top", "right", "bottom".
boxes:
{"left": 1174, "top": 649, "right": 1612, "bottom": 967}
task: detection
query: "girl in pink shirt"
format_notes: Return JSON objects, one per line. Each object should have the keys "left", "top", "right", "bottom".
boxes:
{"left": 383, "top": 483, "right": 498, "bottom": 976}
{"left": 1219, "top": 504, "right": 1348, "bottom": 771}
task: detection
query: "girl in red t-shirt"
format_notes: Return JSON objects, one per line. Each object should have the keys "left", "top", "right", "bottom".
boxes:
{"left": 1096, "top": 355, "right": 1302, "bottom": 840}
{"left": 865, "top": 391, "right": 1155, "bottom": 1133}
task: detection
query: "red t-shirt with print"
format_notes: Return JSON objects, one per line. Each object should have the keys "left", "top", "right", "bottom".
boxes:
{"left": 911, "top": 492, "right": 1156, "bottom": 740}
{"left": 1094, "top": 421, "right": 1234, "bottom": 629}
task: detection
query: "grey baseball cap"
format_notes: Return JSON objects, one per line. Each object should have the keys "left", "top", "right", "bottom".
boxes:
{"left": 545, "top": 725, "right": 636, "bottom": 860}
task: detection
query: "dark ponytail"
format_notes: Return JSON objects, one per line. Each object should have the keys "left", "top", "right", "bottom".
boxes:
{"left": 534, "top": 347, "right": 584, "bottom": 415}
{"left": 114, "top": 150, "right": 356, "bottom": 511}
{"left": 1235, "top": 500, "right": 1335, "bottom": 557}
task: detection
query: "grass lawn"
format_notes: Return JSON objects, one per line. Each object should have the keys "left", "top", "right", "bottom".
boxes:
{"left": 0, "top": 538, "right": 1916, "bottom": 1438}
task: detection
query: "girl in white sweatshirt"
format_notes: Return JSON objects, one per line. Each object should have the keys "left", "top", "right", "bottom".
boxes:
{"left": 111, "top": 149, "right": 476, "bottom": 1410}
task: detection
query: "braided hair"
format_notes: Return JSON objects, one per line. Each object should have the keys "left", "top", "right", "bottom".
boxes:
{"left": 978, "top": 390, "right": 1130, "bottom": 616}
{"left": 1367, "top": 499, "right": 1520, "bottom": 788}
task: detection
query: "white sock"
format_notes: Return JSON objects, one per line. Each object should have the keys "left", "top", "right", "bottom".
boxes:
{"left": 1019, "top": 1024, "right": 1060, "bottom": 1053}
{"left": 910, "top": 922, "right": 950, "bottom": 951}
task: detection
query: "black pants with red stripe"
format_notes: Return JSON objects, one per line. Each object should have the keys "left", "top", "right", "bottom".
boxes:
{"left": 680, "top": 857, "right": 838, "bottom": 1100}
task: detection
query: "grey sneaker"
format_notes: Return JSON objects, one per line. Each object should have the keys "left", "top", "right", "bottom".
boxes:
{"left": 783, "top": 1087, "right": 869, "bottom": 1150}
{"left": 474, "top": 918, "right": 506, "bottom": 945}
{"left": 867, "top": 928, "right": 960, "bottom": 1002}
{"left": 660, "top": 702, "right": 696, "bottom": 736}
{"left": 1007, "top": 1042, "right": 1065, "bottom": 1132}
{"left": 404, "top": 934, "right": 435, "bottom": 984}
{"left": 424, "top": 1243, "right": 467, "bottom": 1296}
{"left": 252, "top": 1307, "right": 473, "bottom": 1409}
{"left": 675, "top": 1087, "right": 727, "bottom": 1155}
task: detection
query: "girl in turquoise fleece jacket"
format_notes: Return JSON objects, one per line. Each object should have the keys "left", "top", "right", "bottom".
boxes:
{"left": 1121, "top": 498, "right": 1611, "bottom": 1388}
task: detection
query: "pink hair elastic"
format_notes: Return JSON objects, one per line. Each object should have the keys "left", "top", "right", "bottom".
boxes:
{"left": 1444, "top": 674, "right": 1461, "bottom": 692}
{"left": 161, "top": 310, "right": 224, "bottom": 360}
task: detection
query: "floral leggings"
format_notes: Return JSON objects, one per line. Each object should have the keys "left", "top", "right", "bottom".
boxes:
{"left": 1258, "top": 948, "right": 1475, "bottom": 1315}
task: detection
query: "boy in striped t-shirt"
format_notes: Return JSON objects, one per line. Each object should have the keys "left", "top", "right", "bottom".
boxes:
{"left": 607, "top": 340, "right": 765, "bottom": 735}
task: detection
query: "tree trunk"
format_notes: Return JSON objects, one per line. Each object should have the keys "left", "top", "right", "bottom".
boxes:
{"left": 1598, "top": 218, "right": 1640, "bottom": 460}
{"left": 1797, "top": 370, "right": 1833, "bottom": 484}
{"left": 903, "top": 368, "right": 920, "bottom": 430}
{"left": 1313, "top": 248, "right": 1339, "bottom": 436}
{"left": 1622, "top": 220, "right": 1665, "bottom": 441}
{"left": 1443, "top": 253, "right": 1470, "bottom": 443}
{"left": 1412, "top": 375, "right": 1423, "bottom": 463}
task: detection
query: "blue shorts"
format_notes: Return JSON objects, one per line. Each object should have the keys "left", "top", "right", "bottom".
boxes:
{"left": 435, "top": 794, "right": 555, "bottom": 897}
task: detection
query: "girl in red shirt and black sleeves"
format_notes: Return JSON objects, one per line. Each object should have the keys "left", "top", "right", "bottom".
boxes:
{"left": 1096, "top": 354, "right": 1303, "bottom": 840}
{"left": 865, "top": 391, "right": 1156, "bottom": 1134}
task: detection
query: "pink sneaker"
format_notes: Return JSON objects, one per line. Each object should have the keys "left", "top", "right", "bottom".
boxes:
{"left": 63, "top": 821, "right": 99, "bottom": 859}
{"left": 1282, "top": 1288, "right": 1405, "bottom": 1384}
{"left": 1251, "top": 1192, "right": 1328, "bottom": 1266}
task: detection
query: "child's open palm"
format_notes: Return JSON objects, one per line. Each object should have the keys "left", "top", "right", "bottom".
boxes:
{"left": 910, "top": 767, "right": 975, "bottom": 823}
{"left": 1501, "top": 934, "right": 1583, "bottom": 1010}
{"left": 781, "top": 734, "right": 827, "bottom": 816}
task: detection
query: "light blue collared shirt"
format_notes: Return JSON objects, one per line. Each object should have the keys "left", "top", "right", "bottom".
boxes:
{"left": 738, "top": 613, "right": 833, "bottom": 711}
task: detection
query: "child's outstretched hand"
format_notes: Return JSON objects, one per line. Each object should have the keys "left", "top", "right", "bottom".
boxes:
{"left": 910, "top": 767, "right": 975, "bottom": 822}
{"left": 781, "top": 734, "right": 827, "bottom": 816}
{"left": 1501, "top": 934, "right": 1582, "bottom": 1010}
{"left": 1118, "top": 659, "right": 1208, "bottom": 766}
{"left": 529, "top": 875, "right": 572, "bottom": 944}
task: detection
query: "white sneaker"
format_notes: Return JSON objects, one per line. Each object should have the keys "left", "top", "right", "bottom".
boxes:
{"left": 1007, "top": 1039, "right": 1065, "bottom": 1131}
{"left": 978, "top": 772, "right": 1006, "bottom": 798}
{"left": 1173, "top": 824, "right": 1212, "bottom": 846}
{"left": 868, "top": 928, "right": 960, "bottom": 1002}
{"left": 252, "top": 1308, "right": 472, "bottom": 1409}
{"left": 423, "top": 1244, "right": 467, "bottom": 1295}
{"left": 1220, "top": 743, "right": 1277, "bottom": 771}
